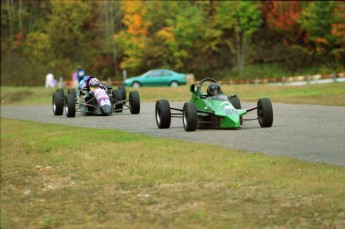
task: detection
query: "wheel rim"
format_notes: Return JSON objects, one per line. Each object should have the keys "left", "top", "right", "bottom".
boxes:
{"left": 156, "top": 105, "right": 161, "bottom": 124}
{"left": 133, "top": 82, "right": 140, "bottom": 88}
{"left": 53, "top": 95, "right": 56, "bottom": 113}
{"left": 129, "top": 97, "right": 132, "bottom": 110}
{"left": 171, "top": 82, "right": 178, "bottom": 87}
{"left": 183, "top": 108, "right": 187, "bottom": 127}
{"left": 258, "top": 104, "right": 263, "bottom": 124}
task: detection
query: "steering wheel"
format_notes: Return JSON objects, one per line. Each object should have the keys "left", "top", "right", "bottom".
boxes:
{"left": 100, "top": 84, "right": 108, "bottom": 91}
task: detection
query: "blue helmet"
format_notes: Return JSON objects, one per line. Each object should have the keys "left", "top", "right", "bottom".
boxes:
{"left": 77, "top": 68, "right": 85, "bottom": 77}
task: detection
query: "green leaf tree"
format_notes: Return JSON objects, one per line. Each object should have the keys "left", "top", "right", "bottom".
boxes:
{"left": 216, "top": 1, "right": 262, "bottom": 78}
{"left": 158, "top": 2, "right": 205, "bottom": 70}
{"left": 298, "top": 1, "right": 345, "bottom": 69}
{"left": 46, "top": 0, "right": 96, "bottom": 75}
{"left": 115, "top": 1, "right": 152, "bottom": 73}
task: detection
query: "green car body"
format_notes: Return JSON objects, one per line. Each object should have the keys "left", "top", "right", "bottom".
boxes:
{"left": 191, "top": 94, "right": 245, "bottom": 128}
{"left": 155, "top": 78, "right": 273, "bottom": 131}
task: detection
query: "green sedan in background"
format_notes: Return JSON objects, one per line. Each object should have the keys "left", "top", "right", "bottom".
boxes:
{"left": 123, "top": 69, "right": 188, "bottom": 87}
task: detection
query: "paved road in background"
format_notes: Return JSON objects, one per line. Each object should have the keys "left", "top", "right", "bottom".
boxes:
{"left": 1, "top": 102, "right": 344, "bottom": 166}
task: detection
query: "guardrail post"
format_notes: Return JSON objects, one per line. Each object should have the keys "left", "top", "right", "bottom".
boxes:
{"left": 307, "top": 74, "right": 310, "bottom": 84}
{"left": 123, "top": 69, "right": 127, "bottom": 81}
{"left": 58, "top": 76, "right": 64, "bottom": 88}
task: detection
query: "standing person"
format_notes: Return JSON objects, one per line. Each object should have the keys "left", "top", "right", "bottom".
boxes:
{"left": 45, "top": 73, "right": 57, "bottom": 88}
{"left": 77, "top": 68, "right": 89, "bottom": 93}
{"left": 77, "top": 68, "right": 86, "bottom": 84}
{"left": 72, "top": 71, "right": 79, "bottom": 89}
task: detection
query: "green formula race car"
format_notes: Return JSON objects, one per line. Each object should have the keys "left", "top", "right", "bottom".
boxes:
{"left": 155, "top": 78, "right": 273, "bottom": 131}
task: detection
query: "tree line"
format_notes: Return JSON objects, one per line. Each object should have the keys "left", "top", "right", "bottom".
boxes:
{"left": 1, "top": 0, "right": 344, "bottom": 86}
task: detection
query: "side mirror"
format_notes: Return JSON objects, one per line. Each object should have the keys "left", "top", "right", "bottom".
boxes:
{"left": 190, "top": 84, "right": 195, "bottom": 93}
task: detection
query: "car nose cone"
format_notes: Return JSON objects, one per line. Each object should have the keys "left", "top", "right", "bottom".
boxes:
{"left": 100, "top": 104, "right": 113, "bottom": 115}
{"left": 221, "top": 115, "right": 240, "bottom": 128}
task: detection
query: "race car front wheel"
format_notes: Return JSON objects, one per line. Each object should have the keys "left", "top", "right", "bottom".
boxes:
{"left": 65, "top": 94, "right": 76, "bottom": 118}
{"left": 257, "top": 98, "right": 273, "bottom": 127}
{"left": 155, "top": 100, "right": 171, "bottom": 129}
{"left": 129, "top": 91, "right": 140, "bottom": 114}
{"left": 183, "top": 102, "right": 197, "bottom": 131}
{"left": 52, "top": 91, "right": 64, "bottom": 115}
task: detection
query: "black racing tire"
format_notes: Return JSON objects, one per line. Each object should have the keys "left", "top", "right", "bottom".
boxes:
{"left": 155, "top": 100, "right": 171, "bottom": 129}
{"left": 112, "top": 89, "right": 123, "bottom": 113}
{"left": 228, "top": 95, "right": 241, "bottom": 109}
{"left": 129, "top": 91, "right": 140, "bottom": 114}
{"left": 52, "top": 91, "right": 64, "bottom": 115}
{"left": 228, "top": 95, "right": 243, "bottom": 125}
{"left": 118, "top": 85, "right": 127, "bottom": 103}
{"left": 56, "top": 88, "right": 64, "bottom": 97}
{"left": 65, "top": 94, "right": 76, "bottom": 118}
{"left": 68, "top": 88, "right": 77, "bottom": 98}
{"left": 257, "top": 98, "right": 273, "bottom": 127}
{"left": 183, "top": 102, "right": 198, "bottom": 131}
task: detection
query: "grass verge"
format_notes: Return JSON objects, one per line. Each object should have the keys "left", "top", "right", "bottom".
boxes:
{"left": 1, "top": 118, "right": 345, "bottom": 229}
{"left": 1, "top": 82, "right": 345, "bottom": 106}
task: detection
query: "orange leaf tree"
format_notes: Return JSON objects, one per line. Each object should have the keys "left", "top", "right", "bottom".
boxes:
{"left": 298, "top": 1, "right": 345, "bottom": 67}
{"left": 115, "top": 1, "right": 152, "bottom": 73}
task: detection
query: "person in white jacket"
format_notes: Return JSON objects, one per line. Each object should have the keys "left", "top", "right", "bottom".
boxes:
{"left": 45, "top": 73, "right": 57, "bottom": 88}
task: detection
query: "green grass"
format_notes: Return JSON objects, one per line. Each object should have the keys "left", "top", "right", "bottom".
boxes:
{"left": 1, "top": 82, "right": 345, "bottom": 106}
{"left": 1, "top": 83, "right": 345, "bottom": 228}
{"left": 1, "top": 118, "right": 345, "bottom": 229}
{"left": 1, "top": 86, "right": 56, "bottom": 105}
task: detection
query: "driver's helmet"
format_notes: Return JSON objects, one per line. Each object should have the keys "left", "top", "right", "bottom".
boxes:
{"left": 77, "top": 68, "right": 85, "bottom": 77}
{"left": 89, "top": 78, "right": 100, "bottom": 90}
{"left": 207, "top": 83, "right": 222, "bottom": 96}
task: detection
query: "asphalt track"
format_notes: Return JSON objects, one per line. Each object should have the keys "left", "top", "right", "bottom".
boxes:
{"left": 1, "top": 102, "right": 344, "bottom": 166}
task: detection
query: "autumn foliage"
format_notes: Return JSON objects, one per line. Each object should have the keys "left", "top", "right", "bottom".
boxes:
{"left": 1, "top": 1, "right": 344, "bottom": 85}
{"left": 263, "top": 1, "right": 302, "bottom": 33}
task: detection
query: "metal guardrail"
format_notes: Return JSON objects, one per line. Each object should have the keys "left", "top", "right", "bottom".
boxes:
{"left": 217, "top": 72, "right": 345, "bottom": 85}
{"left": 60, "top": 72, "right": 344, "bottom": 87}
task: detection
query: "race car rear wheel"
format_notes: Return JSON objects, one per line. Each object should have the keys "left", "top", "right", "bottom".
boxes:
{"left": 56, "top": 88, "right": 64, "bottom": 97}
{"left": 257, "top": 98, "right": 273, "bottom": 127}
{"left": 155, "top": 100, "right": 171, "bottom": 128}
{"left": 65, "top": 94, "right": 76, "bottom": 118}
{"left": 228, "top": 95, "right": 241, "bottom": 109}
{"left": 118, "top": 86, "right": 127, "bottom": 104}
{"left": 112, "top": 89, "right": 123, "bottom": 113}
{"left": 228, "top": 95, "right": 243, "bottom": 125}
{"left": 52, "top": 91, "right": 64, "bottom": 115}
{"left": 183, "top": 102, "right": 197, "bottom": 131}
{"left": 68, "top": 88, "right": 77, "bottom": 98}
{"left": 129, "top": 91, "right": 140, "bottom": 114}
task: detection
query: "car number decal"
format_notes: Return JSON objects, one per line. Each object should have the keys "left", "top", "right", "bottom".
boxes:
{"left": 224, "top": 108, "right": 238, "bottom": 115}
{"left": 101, "top": 99, "right": 111, "bottom": 106}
